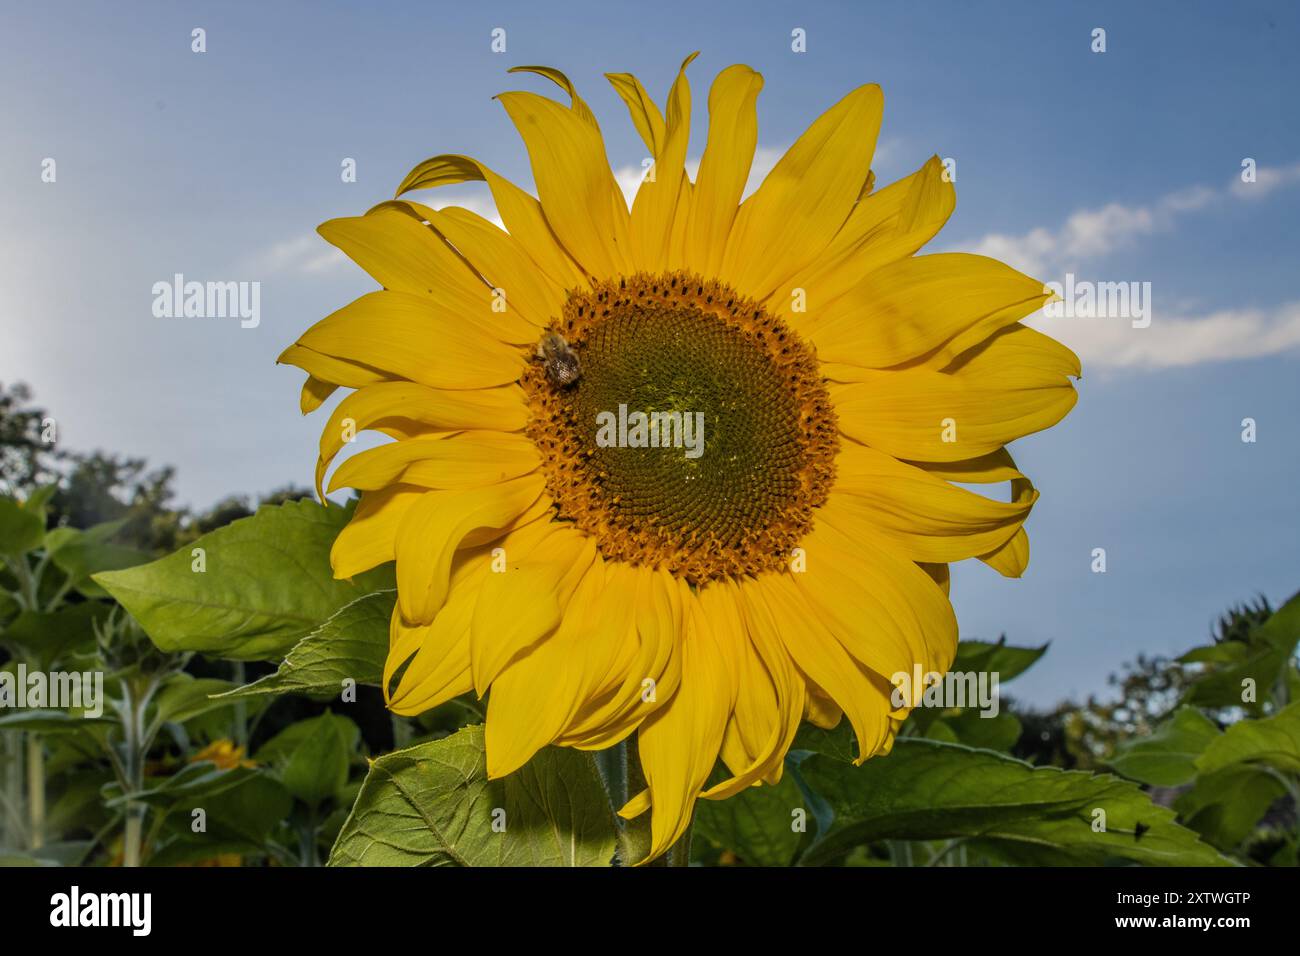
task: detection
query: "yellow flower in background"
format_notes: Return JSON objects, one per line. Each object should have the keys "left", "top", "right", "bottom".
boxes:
{"left": 279, "top": 56, "right": 1078, "bottom": 861}
{"left": 189, "top": 739, "right": 255, "bottom": 771}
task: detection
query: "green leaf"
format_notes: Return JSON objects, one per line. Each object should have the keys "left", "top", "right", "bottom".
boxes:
{"left": 0, "top": 708, "right": 112, "bottom": 732}
{"left": 220, "top": 591, "right": 392, "bottom": 701}
{"left": 693, "top": 769, "right": 805, "bottom": 866}
{"left": 932, "top": 709, "right": 1024, "bottom": 752}
{"left": 0, "top": 496, "right": 44, "bottom": 557}
{"left": 329, "top": 724, "right": 617, "bottom": 867}
{"left": 154, "top": 772, "right": 293, "bottom": 861}
{"left": 792, "top": 728, "right": 1231, "bottom": 866}
{"left": 93, "top": 499, "right": 394, "bottom": 661}
{"left": 1181, "top": 590, "right": 1300, "bottom": 709}
{"left": 104, "top": 763, "right": 263, "bottom": 808}
{"left": 1, "top": 602, "right": 109, "bottom": 667}
{"left": 21, "top": 485, "right": 59, "bottom": 518}
{"left": 1195, "top": 699, "right": 1300, "bottom": 776}
{"left": 257, "top": 713, "right": 356, "bottom": 808}
{"left": 1108, "top": 706, "right": 1222, "bottom": 786}
{"left": 1175, "top": 766, "right": 1285, "bottom": 850}
{"left": 152, "top": 676, "right": 241, "bottom": 726}
{"left": 44, "top": 523, "right": 150, "bottom": 598}
{"left": 952, "top": 637, "right": 1049, "bottom": 683}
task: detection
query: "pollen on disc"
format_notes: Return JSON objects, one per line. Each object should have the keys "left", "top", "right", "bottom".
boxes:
{"left": 521, "top": 272, "right": 838, "bottom": 584}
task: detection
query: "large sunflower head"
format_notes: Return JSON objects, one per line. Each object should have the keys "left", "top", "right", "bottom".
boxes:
{"left": 279, "top": 56, "right": 1079, "bottom": 862}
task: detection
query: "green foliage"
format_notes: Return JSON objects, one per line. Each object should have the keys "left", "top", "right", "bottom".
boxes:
{"left": 95, "top": 499, "right": 394, "bottom": 661}
{"left": 1108, "top": 706, "right": 1222, "bottom": 786}
{"left": 329, "top": 724, "right": 618, "bottom": 867}
{"left": 220, "top": 591, "right": 392, "bottom": 701}
{"left": 3, "top": 380, "right": 1296, "bottom": 869}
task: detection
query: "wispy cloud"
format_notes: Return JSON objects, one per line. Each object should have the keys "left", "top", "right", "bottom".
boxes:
{"left": 1030, "top": 301, "right": 1300, "bottom": 369}
{"left": 962, "top": 162, "right": 1300, "bottom": 369}
{"left": 253, "top": 235, "right": 347, "bottom": 276}
{"left": 964, "top": 166, "right": 1300, "bottom": 278}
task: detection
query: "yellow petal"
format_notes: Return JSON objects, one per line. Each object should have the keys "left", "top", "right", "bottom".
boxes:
{"left": 626, "top": 53, "right": 698, "bottom": 272}
{"left": 556, "top": 566, "right": 683, "bottom": 745}
{"left": 496, "top": 90, "right": 632, "bottom": 280}
{"left": 604, "top": 72, "right": 666, "bottom": 155}
{"left": 389, "top": 201, "right": 565, "bottom": 328}
{"left": 791, "top": 515, "right": 958, "bottom": 679}
{"left": 508, "top": 65, "right": 600, "bottom": 128}
{"left": 384, "top": 599, "right": 473, "bottom": 716}
{"left": 633, "top": 586, "right": 733, "bottom": 859}
{"left": 386, "top": 520, "right": 554, "bottom": 714}
{"left": 290, "top": 290, "right": 524, "bottom": 389}
{"left": 394, "top": 153, "right": 585, "bottom": 290}
{"left": 328, "top": 432, "right": 540, "bottom": 494}
{"left": 299, "top": 375, "right": 337, "bottom": 415}
{"left": 808, "top": 254, "right": 1050, "bottom": 369}
{"left": 469, "top": 526, "right": 596, "bottom": 694}
{"left": 314, "top": 382, "right": 529, "bottom": 497}
{"left": 484, "top": 561, "right": 616, "bottom": 776}
{"left": 710, "top": 579, "right": 804, "bottom": 788}
{"left": 742, "top": 575, "right": 892, "bottom": 763}
{"left": 394, "top": 475, "right": 545, "bottom": 624}
{"left": 830, "top": 442, "right": 1037, "bottom": 563}
{"left": 278, "top": 344, "right": 391, "bottom": 390}
{"left": 830, "top": 324, "right": 1079, "bottom": 461}
{"left": 686, "top": 65, "right": 763, "bottom": 277}
{"left": 775, "top": 156, "right": 955, "bottom": 322}
{"left": 330, "top": 484, "right": 424, "bottom": 579}
{"left": 719, "top": 84, "right": 883, "bottom": 300}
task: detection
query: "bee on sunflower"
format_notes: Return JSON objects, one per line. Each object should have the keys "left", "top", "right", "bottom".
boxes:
{"left": 279, "top": 55, "right": 1078, "bottom": 862}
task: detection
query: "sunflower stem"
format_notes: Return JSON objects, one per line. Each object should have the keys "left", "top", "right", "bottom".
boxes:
{"left": 595, "top": 740, "right": 628, "bottom": 812}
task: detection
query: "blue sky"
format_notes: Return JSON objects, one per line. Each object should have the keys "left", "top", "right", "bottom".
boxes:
{"left": 2, "top": 0, "right": 1297, "bottom": 706}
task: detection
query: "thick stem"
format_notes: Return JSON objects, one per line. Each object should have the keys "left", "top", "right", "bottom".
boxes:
{"left": 119, "top": 679, "right": 148, "bottom": 867}
{"left": 26, "top": 734, "right": 43, "bottom": 851}
{"left": 595, "top": 740, "right": 629, "bottom": 812}
{"left": 1, "top": 732, "right": 23, "bottom": 848}
{"left": 666, "top": 820, "right": 694, "bottom": 867}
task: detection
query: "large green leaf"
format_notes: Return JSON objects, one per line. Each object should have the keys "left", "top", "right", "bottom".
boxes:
{"left": 1195, "top": 699, "right": 1300, "bottom": 776}
{"left": 952, "top": 637, "right": 1048, "bottom": 683}
{"left": 220, "top": 591, "right": 392, "bottom": 701}
{"left": 792, "top": 729, "right": 1231, "bottom": 866}
{"left": 694, "top": 768, "right": 806, "bottom": 866}
{"left": 256, "top": 713, "right": 357, "bottom": 808}
{"left": 0, "top": 496, "right": 44, "bottom": 557}
{"left": 1108, "top": 706, "right": 1222, "bottom": 786}
{"left": 1175, "top": 766, "right": 1285, "bottom": 850}
{"left": 927, "top": 709, "right": 1023, "bottom": 752}
{"left": 329, "top": 724, "right": 617, "bottom": 867}
{"left": 152, "top": 771, "right": 293, "bottom": 864}
{"left": 93, "top": 499, "right": 393, "bottom": 661}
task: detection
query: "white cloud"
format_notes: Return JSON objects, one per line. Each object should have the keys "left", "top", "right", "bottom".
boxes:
{"left": 1029, "top": 301, "right": 1300, "bottom": 369}
{"left": 968, "top": 162, "right": 1300, "bottom": 278}
{"left": 254, "top": 235, "right": 346, "bottom": 276}
{"left": 1231, "top": 161, "right": 1300, "bottom": 200}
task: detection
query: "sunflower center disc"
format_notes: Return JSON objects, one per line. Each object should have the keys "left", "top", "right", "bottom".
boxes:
{"left": 523, "top": 272, "right": 837, "bottom": 583}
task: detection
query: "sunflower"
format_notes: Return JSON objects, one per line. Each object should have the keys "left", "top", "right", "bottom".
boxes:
{"left": 279, "top": 55, "right": 1079, "bottom": 862}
